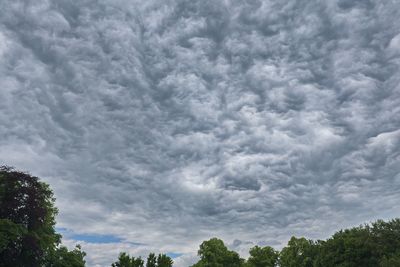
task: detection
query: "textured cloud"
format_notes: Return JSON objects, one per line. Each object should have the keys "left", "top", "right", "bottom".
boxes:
{"left": 1, "top": 0, "right": 400, "bottom": 266}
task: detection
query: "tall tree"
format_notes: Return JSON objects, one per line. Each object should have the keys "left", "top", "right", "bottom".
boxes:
{"left": 371, "top": 218, "right": 400, "bottom": 260}
{"left": 146, "top": 253, "right": 157, "bottom": 267}
{"left": 156, "top": 254, "right": 173, "bottom": 267}
{"left": 44, "top": 245, "right": 86, "bottom": 267}
{"left": 191, "top": 238, "right": 244, "bottom": 267}
{"left": 112, "top": 252, "right": 144, "bottom": 267}
{"left": 314, "top": 225, "right": 379, "bottom": 267}
{"left": 247, "top": 245, "right": 278, "bottom": 267}
{"left": 0, "top": 166, "right": 86, "bottom": 266}
{"left": 0, "top": 166, "right": 60, "bottom": 266}
{"left": 279, "top": 237, "right": 316, "bottom": 267}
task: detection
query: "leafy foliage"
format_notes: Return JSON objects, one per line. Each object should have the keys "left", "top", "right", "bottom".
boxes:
{"left": 191, "top": 238, "right": 244, "bottom": 267}
{"left": 0, "top": 219, "right": 27, "bottom": 252}
{"left": 189, "top": 218, "right": 400, "bottom": 267}
{"left": 0, "top": 166, "right": 60, "bottom": 266}
{"left": 146, "top": 253, "right": 157, "bottom": 267}
{"left": 313, "top": 219, "right": 400, "bottom": 267}
{"left": 279, "top": 237, "right": 317, "bottom": 267}
{"left": 112, "top": 252, "right": 173, "bottom": 267}
{"left": 380, "top": 253, "right": 400, "bottom": 267}
{"left": 44, "top": 245, "right": 86, "bottom": 267}
{"left": 156, "top": 254, "right": 173, "bottom": 267}
{"left": 0, "top": 166, "right": 85, "bottom": 267}
{"left": 247, "top": 245, "right": 278, "bottom": 267}
{"left": 314, "top": 226, "right": 378, "bottom": 267}
{"left": 111, "top": 252, "right": 145, "bottom": 267}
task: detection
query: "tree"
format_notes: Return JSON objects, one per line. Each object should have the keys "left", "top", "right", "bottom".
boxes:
{"left": 156, "top": 254, "right": 173, "bottom": 267}
{"left": 371, "top": 218, "right": 400, "bottom": 260}
{"left": 247, "top": 245, "right": 278, "bottom": 267}
{"left": 0, "top": 166, "right": 60, "bottom": 267}
{"left": 191, "top": 238, "right": 244, "bottom": 267}
{"left": 115, "top": 252, "right": 172, "bottom": 267}
{"left": 146, "top": 253, "right": 157, "bottom": 267}
{"left": 279, "top": 237, "right": 316, "bottom": 267}
{"left": 0, "top": 166, "right": 86, "bottom": 266}
{"left": 314, "top": 225, "right": 379, "bottom": 267}
{"left": 112, "top": 252, "right": 144, "bottom": 267}
{"left": 0, "top": 219, "right": 27, "bottom": 252}
{"left": 44, "top": 245, "right": 86, "bottom": 267}
{"left": 380, "top": 254, "right": 400, "bottom": 267}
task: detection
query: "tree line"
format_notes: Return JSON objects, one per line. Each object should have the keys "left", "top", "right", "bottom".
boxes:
{"left": 1, "top": 166, "right": 400, "bottom": 267}
{"left": 111, "top": 252, "right": 173, "bottom": 267}
{"left": 191, "top": 219, "right": 400, "bottom": 267}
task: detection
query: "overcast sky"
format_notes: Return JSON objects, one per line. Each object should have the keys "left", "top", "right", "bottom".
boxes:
{"left": 1, "top": 0, "right": 400, "bottom": 266}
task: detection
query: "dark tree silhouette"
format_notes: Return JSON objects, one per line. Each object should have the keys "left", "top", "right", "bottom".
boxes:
{"left": 0, "top": 166, "right": 85, "bottom": 267}
{"left": 191, "top": 238, "right": 244, "bottom": 267}
{"left": 247, "top": 245, "right": 279, "bottom": 267}
{"left": 0, "top": 166, "right": 60, "bottom": 266}
{"left": 146, "top": 253, "right": 157, "bottom": 267}
{"left": 112, "top": 252, "right": 144, "bottom": 267}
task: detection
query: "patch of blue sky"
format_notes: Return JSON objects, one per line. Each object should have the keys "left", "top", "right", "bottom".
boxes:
{"left": 167, "top": 252, "right": 183, "bottom": 258}
{"left": 56, "top": 227, "right": 123, "bottom": 243}
{"left": 70, "top": 233, "right": 123, "bottom": 243}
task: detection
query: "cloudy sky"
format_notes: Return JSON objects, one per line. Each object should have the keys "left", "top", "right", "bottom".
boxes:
{"left": 1, "top": 0, "right": 400, "bottom": 266}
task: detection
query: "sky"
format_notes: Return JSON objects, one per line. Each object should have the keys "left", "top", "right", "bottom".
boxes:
{"left": 1, "top": 0, "right": 400, "bottom": 266}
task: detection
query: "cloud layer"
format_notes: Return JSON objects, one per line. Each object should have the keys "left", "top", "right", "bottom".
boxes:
{"left": 1, "top": 0, "right": 400, "bottom": 266}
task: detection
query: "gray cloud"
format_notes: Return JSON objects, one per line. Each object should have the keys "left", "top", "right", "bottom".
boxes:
{"left": 1, "top": 0, "right": 400, "bottom": 266}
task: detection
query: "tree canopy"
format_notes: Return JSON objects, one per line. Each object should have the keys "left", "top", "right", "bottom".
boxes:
{"left": 44, "top": 245, "right": 86, "bottom": 267}
{"left": 279, "top": 237, "right": 316, "bottom": 267}
{"left": 0, "top": 166, "right": 85, "bottom": 267}
{"left": 112, "top": 252, "right": 145, "bottom": 267}
{"left": 247, "top": 245, "right": 279, "bottom": 267}
{"left": 156, "top": 253, "right": 174, "bottom": 267}
{"left": 191, "top": 238, "right": 244, "bottom": 267}
{"left": 189, "top": 219, "right": 400, "bottom": 267}
{"left": 112, "top": 252, "right": 173, "bottom": 267}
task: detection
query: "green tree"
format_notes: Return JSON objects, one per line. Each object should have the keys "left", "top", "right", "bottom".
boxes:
{"left": 279, "top": 237, "right": 316, "bottom": 267}
{"left": 191, "top": 238, "right": 244, "bottom": 267}
{"left": 112, "top": 252, "right": 144, "bottom": 267}
{"left": 44, "top": 245, "right": 86, "bottom": 267}
{"left": 0, "top": 166, "right": 86, "bottom": 266}
{"left": 314, "top": 225, "right": 378, "bottom": 267}
{"left": 146, "top": 253, "right": 157, "bottom": 267}
{"left": 156, "top": 254, "right": 173, "bottom": 267}
{"left": 0, "top": 219, "right": 27, "bottom": 252}
{"left": 0, "top": 166, "right": 61, "bottom": 267}
{"left": 247, "top": 245, "right": 278, "bottom": 267}
{"left": 380, "top": 253, "right": 400, "bottom": 267}
{"left": 371, "top": 219, "right": 400, "bottom": 260}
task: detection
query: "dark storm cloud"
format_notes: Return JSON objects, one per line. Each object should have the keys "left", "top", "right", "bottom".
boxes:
{"left": 1, "top": 0, "right": 400, "bottom": 266}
